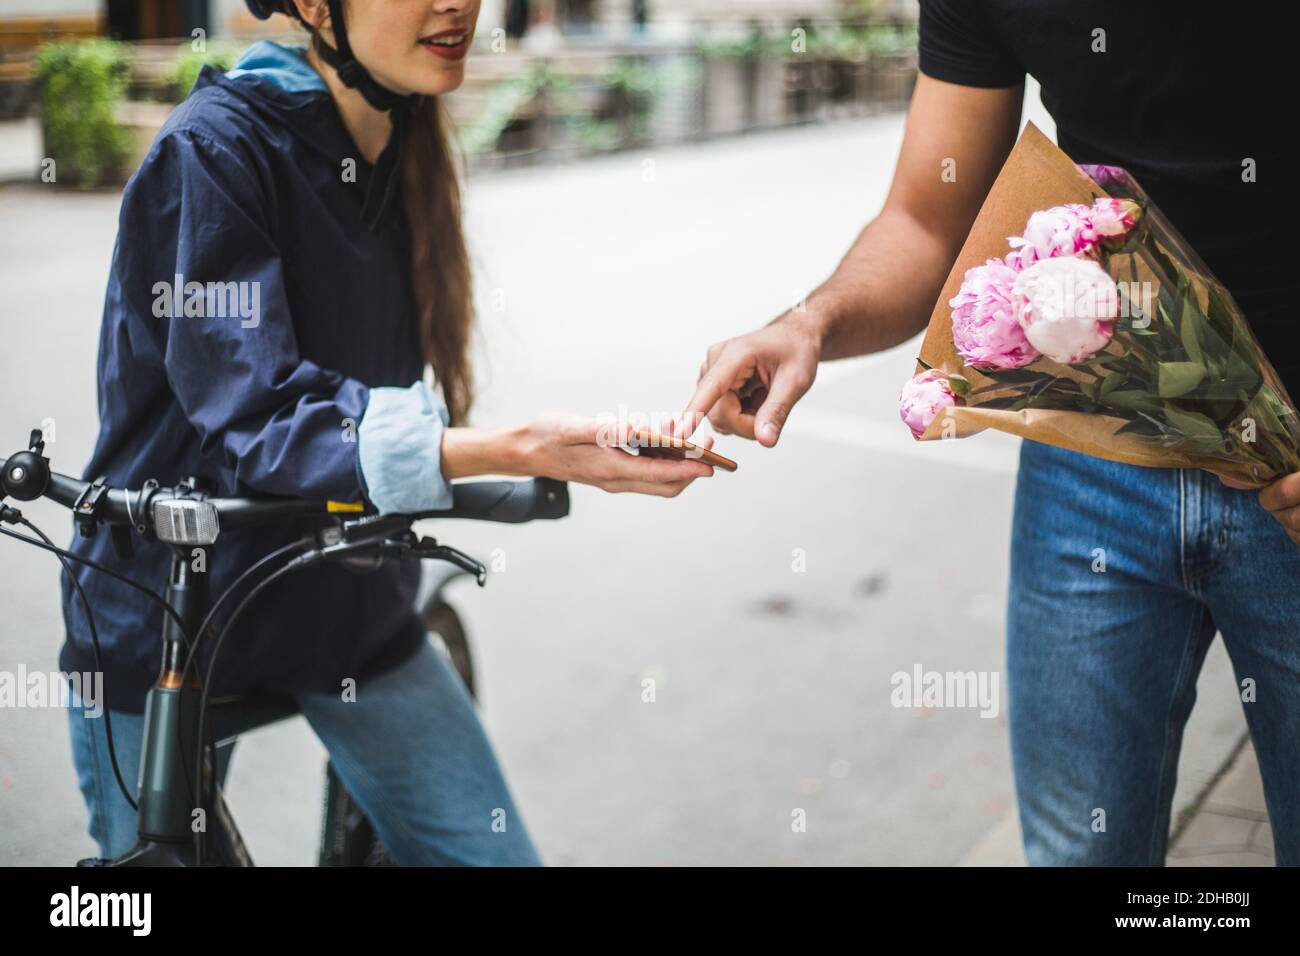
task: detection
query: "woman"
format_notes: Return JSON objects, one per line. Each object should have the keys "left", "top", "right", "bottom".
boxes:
{"left": 62, "top": 0, "right": 714, "bottom": 865}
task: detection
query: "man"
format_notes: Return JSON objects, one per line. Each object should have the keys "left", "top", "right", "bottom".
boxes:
{"left": 681, "top": 2, "right": 1300, "bottom": 865}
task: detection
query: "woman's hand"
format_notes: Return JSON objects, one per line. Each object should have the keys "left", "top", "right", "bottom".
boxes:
{"left": 443, "top": 415, "right": 715, "bottom": 497}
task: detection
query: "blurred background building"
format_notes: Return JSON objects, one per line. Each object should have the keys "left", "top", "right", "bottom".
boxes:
{"left": 1, "top": 0, "right": 918, "bottom": 179}
{"left": 2, "top": 2, "right": 918, "bottom": 40}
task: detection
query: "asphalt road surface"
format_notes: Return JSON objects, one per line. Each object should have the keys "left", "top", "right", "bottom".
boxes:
{"left": 0, "top": 106, "right": 1244, "bottom": 865}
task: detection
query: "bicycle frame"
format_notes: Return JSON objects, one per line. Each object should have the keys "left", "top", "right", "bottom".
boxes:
{"left": 86, "top": 542, "right": 477, "bottom": 867}
{"left": 3, "top": 429, "right": 569, "bottom": 867}
{"left": 86, "top": 546, "right": 261, "bottom": 866}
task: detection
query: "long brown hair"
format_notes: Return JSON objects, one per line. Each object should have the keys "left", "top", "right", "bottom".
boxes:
{"left": 401, "top": 96, "right": 474, "bottom": 425}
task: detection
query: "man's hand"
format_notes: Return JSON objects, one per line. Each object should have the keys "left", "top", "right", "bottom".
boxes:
{"left": 677, "top": 75, "right": 1022, "bottom": 448}
{"left": 1257, "top": 474, "right": 1300, "bottom": 545}
{"left": 679, "top": 315, "right": 822, "bottom": 447}
{"left": 1222, "top": 473, "right": 1300, "bottom": 545}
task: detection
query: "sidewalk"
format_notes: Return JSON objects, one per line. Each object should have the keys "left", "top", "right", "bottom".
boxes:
{"left": 959, "top": 735, "right": 1273, "bottom": 866}
{"left": 0, "top": 117, "right": 39, "bottom": 181}
{"left": 1168, "top": 738, "right": 1273, "bottom": 866}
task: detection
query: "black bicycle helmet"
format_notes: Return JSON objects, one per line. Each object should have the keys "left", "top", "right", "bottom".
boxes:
{"left": 244, "top": 0, "right": 417, "bottom": 229}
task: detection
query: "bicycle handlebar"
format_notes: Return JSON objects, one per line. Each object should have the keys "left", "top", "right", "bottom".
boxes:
{"left": 412, "top": 476, "right": 568, "bottom": 524}
{"left": 1, "top": 447, "right": 569, "bottom": 544}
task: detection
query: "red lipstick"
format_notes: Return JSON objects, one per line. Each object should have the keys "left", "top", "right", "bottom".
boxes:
{"left": 419, "top": 27, "right": 470, "bottom": 61}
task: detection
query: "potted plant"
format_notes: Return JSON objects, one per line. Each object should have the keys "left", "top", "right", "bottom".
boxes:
{"left": 33, "top": 39, "right": 130, "bottom": 187}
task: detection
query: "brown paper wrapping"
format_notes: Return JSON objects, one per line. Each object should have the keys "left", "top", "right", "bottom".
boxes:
{"left": 913, "top": 123, "right": 1275, "bottom": 486}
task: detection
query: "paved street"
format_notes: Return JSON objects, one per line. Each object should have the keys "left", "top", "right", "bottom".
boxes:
{"left": 0, "top": 108, "right": 1258, "bottom": 865}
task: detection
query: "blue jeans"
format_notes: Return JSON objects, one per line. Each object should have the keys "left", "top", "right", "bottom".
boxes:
{"left": 66, "top": 637, "right": 541, "bottom": 866}
{"left": 1009, "top": 439, "right": 1300, "bottom": 866}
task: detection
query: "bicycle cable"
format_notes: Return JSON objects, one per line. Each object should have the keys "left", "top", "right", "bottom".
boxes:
{"left": 178, "top": 536, "right": 316, "bottom": 693}
{"left": 2, "top": 517, "right": 138, "bottom": 810}
{"left": 0, "top": 508, "right": 315, "bottom": 831}
{"left": 172, "top": 535, "right": 315, "bottom": 820}
{"left": 0, "top": 512, "right": 197, "bottom": 816}
{"left": 0, "top": 523, "right": 191, "bottom": 639}
{"left": 190, "top": 551, "right": 320, "bottom": 865}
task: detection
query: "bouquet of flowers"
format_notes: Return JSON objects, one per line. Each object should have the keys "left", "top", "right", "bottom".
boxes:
{"left": 900, "top": 124, "right": 1300, "bottom": 486}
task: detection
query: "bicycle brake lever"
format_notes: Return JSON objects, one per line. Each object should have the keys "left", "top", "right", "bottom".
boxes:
{"left": 307, "top": 530, "right": 487, "bottom": 586}
{"left": 408, "top": 537, "right": 487, "bottom": 586}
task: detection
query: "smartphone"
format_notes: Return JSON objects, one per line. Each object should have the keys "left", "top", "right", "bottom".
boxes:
{"left": 627, "top": 428, "right": 738, "bottom": 472}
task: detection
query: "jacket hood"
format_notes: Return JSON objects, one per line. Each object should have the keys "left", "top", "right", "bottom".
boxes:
{"left": 225, "top": 40, "right": 327, "bottom": 95}
{"left": 191, "top": 41, "right": 343, "bottom": 148}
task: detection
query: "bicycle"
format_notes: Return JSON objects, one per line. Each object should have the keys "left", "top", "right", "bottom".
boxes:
{"left": 0, "top": 427, "right": 569, "bottom": 866}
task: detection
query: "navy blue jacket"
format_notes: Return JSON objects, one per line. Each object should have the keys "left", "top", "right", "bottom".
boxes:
{"left": 60, "top": 45, "right": 433, "bottom": 713}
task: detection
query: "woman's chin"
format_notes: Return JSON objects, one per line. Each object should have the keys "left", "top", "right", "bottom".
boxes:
{"left": 369, "top": 56, "right": 468, "bottom": 98}
{"left": 405, "top": 63, "right": 468, "bottom": 97}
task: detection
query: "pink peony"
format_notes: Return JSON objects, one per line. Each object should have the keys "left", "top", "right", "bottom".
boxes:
{"left": 899, "top": 369, "right": 960, "bottom": 438}
{"left": 1007, "top": 199, "right": 1143, "bottom": 269}
{"left": 1089, "top": 197, "right": 1142, "bottom": 241}
{"left": 1078, "top": 164, "right": 1130, "bottom": 188}
{"left": 1006, "top": 203, "right": 1099, "bottom": 269}
{"left": 1011, "top": 257, "right": 1118, "bottom": 364}
{"left": 949, "top": 258, "right": 1040, "bottom": 369}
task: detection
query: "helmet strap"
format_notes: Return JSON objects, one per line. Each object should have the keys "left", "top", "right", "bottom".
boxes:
{"left": 312, "top": 0, "right": 420, "bottom": 230}
{"left": 312, "top": 0, "right": 413, "bottom": 112}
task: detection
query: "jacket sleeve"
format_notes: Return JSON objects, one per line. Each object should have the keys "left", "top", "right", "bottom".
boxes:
{"left": 357, "top": 381, "right": 454, "bottom": 514}
{"left": 122, "top": 127, "right": 455, "bottom": 511}
{"left": 117, "top": 127, "right": 378, "bottom": 502}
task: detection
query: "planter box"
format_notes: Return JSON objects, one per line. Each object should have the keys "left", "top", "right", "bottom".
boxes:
{"left": 38, "top": 99, "right": 171, "bottom": 186}
{"left": 117, "top": 100, "right": 173, "bottom": 177}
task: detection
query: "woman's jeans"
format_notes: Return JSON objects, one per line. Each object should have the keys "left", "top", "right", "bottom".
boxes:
{"left": 66, "top": 637, "right": 541, "bottom": 866}
{"left": 1009, "top": 439, "right": 1300, "bottom": 865}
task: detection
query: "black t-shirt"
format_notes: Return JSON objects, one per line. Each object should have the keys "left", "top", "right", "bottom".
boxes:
{"left": 918, "top": 0, "right": 1298, "bottom": 398}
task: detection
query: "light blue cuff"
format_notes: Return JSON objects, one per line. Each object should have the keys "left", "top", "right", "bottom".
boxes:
{"left": 358, "top": 381, "right": 453, "bottom": 515}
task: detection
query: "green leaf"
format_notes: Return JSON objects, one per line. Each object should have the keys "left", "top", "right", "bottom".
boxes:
{"left": 1157, "top": 362, "right": 1207, "bottom": 398}
{"left": 1163, "top": 406, "right": 1224, "bottom": 441}
{"left": 1178, "top": 298, "right": 1203, "bottom": 365}
{"left": 1090, "top": 354, "right": 1132, "bottom": 374}
{"left": 1244, "top": 389, "right": 1291, "bottom": 439}
{"left": 1145, "top": 241, "right": 1180, "bottom": 286}
{"left": 1204, "top": 286, "right": 1238, "bottom": 341}
{"left": 1116, "top": 418, "right": 1164, "bottom": 439}
{"left": 975, "top": 368, "right": 1050, "bottom": 386}
{"left": 1222, "top": 350, "right": 1262, "bottom": 391}
{"left": 1102, "top": 389, "right": 1162, "bottom": 413}
{"left": 1157, "top": 292, "right": 1174, "bottom": 329}
{"left": 1197, "top": 383, "right": 1251, "bottom": 403}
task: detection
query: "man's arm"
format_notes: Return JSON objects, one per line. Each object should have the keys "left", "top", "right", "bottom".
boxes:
{"left": 681, "top": 74, "right": 1023, "bottom": 445}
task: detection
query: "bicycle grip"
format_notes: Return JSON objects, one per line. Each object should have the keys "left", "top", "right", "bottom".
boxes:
{"left": 422, "top": 478, "right": 570, "bottom": 523}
